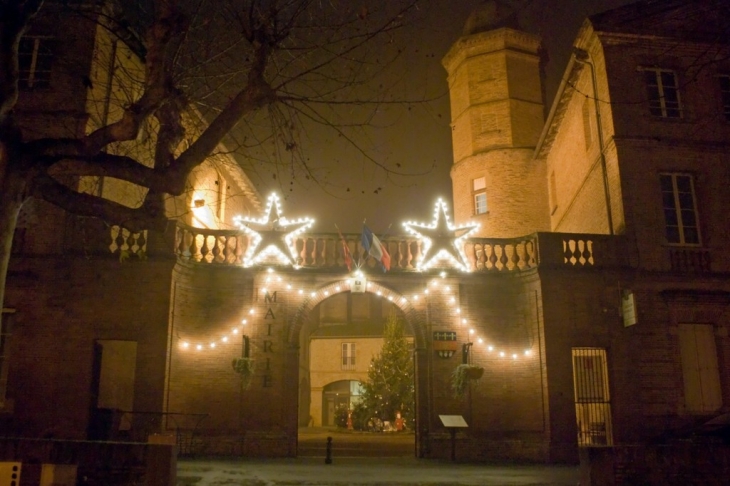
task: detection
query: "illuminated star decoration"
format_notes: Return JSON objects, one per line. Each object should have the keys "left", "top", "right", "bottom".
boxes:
{"left": 403, "top": 199, "right": 479, "bottom": 272}
{"left": 233, "top": 193, "right": 314, "bottom": 267}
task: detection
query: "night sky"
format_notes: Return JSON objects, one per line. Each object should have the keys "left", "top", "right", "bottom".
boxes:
{"left": 251, "top": 0, "right": 636, "bottom": 235}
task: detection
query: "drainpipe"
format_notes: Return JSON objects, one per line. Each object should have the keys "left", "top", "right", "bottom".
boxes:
{"left": 573, "top": 48, "right": 614, "bottom": 235}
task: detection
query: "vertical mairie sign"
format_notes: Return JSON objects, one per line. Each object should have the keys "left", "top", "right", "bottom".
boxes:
{"left": 261, "top": 290, "right": 279, "bottom": 387}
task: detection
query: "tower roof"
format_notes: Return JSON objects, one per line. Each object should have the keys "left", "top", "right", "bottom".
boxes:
{"left": 462, "top": 0, "right": 520, "bottom": 35}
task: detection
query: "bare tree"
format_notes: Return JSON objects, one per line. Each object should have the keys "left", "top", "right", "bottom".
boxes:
{"left": 0, "top": 0, "right": 421, "bottom": 324}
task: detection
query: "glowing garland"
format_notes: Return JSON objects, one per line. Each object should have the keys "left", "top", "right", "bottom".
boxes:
{"left": 233, "top": 193, "right": 314, "bottom": 268}
{"left": 178, "top": 268, "right": 532, "bottom": 360}
{"left": 403, "top": 199, "right": 479, "bottom": 272}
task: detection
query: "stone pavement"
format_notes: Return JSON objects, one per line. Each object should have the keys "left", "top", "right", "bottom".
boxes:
{"left": 177, "top": 457, "right": 580, "bottom": 485}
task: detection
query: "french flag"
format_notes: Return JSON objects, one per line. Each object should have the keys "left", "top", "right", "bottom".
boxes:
{"left": 361, "top": 224, "right": 391, "bottom": 272}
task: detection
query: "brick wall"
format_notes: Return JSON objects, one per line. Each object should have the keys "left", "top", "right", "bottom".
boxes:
{"left": 3, "top": 253, "right": 174, "bottom": 439}
{"left": 580, "top": 443, "right": 730, "bottom": 486}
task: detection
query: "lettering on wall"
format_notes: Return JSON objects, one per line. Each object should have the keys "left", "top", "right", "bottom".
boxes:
{"left": 261, "top": 290, "right": 280, "bottom": 387}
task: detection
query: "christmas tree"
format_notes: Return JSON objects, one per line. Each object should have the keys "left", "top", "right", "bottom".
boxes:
{"left": 355, "top": 312, "right": 414, "bottom": 429}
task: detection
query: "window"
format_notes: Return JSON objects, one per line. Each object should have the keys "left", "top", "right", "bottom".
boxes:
{"left": 549, "top": 171, "right": 558, "bottom": 214}
{"left": 572, "top": 348, "right": 613, "bottom": 446}
{"left": 474, "top": 193, "right": 487, "bottom": 215}
{"left": 94, "top": 340, "right": 137, "bottom": 411}
{"left": 19, "top": 36, "right": 54, "bottom": 89}
{"left": 0, "top": 309, "right": 14, "bottom": 407}
{"left": 660, "top": 173, "right": 700, "bottom": 245}
{"left": 582, "top": 97, "right": 593, "bottom": 150}
{"left": 678, "top": 324, "right": 722, "bottom": 413}
{"left": 215, "top": 171, "right": 226, "bottom": 221}
{"left": 643, "top": 69, "right": 682, "bottom": 118}
{"left": 720, "top": 75, "right": 730, "bottom": 122}
{"left": 473, "top": 177, "right": 487, "bottom": 215}
{"left": 341, "top": 343, "right": 355, "bottom": 370}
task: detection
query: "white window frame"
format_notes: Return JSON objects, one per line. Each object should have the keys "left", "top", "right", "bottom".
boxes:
{"left": 474, "top": 192, "right": 487, "bottom": 215}
{"left": 642, "top": 68, "right": 682, "bottom": 118}
{"left": 19, "top": 36, "right": 54, "bottom": 89}
{"left": 341, "top": 342, "right": 355, "bottom": 370}
{"left": 660, "top": 173, "right": 701, "bottom": 246}
{"left": 472, "top": 177, "right": 487, "bottom": 215}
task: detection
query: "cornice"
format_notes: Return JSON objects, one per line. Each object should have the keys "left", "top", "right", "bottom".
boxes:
{"left": 442, "top": 28, "right": 541, "bottom": 75}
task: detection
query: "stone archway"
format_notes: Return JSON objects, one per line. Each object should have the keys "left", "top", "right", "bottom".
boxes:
{"left": 287, "top": 279, "right": 426, "bottom": 348}
{"left": 288, "top": 278, "right": 428, "bottom": 456}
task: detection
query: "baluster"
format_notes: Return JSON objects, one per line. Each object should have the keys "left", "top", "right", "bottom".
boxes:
{"left": 309, "top": 237, "right": 317, "bottom": 266}
{"left": 486, "top": 245, "right": 497, "bottom": 270}
{"left": 320, "top": 238, "right": 328, "bottom": 266}
{"left": 237, "top": 234, "right": 248, "bottom": 265}
{"left": 174, "top": 226, "right": 182, "bottom": 257}
{"left": 211, "top": 235, "right": 222, "bottom": 263}
{"left": 198, "top": 234, "right": 211, "bottom": 263}
{"left": 496, "top": 243, "right": 506, "bottom": 270}
{"left": 505, "top": 243, "right": 516, "bottom": 271}
{"left": 513, "top": 242, "right": 524, "bottom": 270}
{"left": 584, "top": 240, "right": 594, "bottom": 265}
{"left": 525, "top": 239, "right": 536, "bottom": 267}
{"left": 229, "top": 235, "right": 237, "bottom": 263}
{"left": 395, "top": 240, "right": 404, "bottom": 270}
{"left": 564, "top": 239, "right": 577, "bottom": 265}
{"left": 109, "top": 226, "right": 120, "bottom": 254}
{"left": 138, "top": 231, "right": 147, "bottom": 254}
{"left": 182, "top": 229, "right": 193, "bottom": 261}
{"left": 474, "top": 243, "right": 484, "bottom": 271}
{"left": 116, "top": 227, "right": 128, "bottom": 253}
{"left": 190, "top": 233, "right": 202, "bottom": 262}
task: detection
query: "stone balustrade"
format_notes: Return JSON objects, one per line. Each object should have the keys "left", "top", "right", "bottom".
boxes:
{"left": 163, "top": 225, "right": 629, "bottom": 272}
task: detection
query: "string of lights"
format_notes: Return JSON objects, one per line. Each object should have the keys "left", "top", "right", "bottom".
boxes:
{"left": 178, "top": 268, "right": 533, "bottom": 360}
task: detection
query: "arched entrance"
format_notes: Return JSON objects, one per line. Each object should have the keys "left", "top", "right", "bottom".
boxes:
{"left": 290, "top": 279, "right": 426, "bottom": 456}
{"left": 321, "top": 380, "right": 362, "bottom": 426}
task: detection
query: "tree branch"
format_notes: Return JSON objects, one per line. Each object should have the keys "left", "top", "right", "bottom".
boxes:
{"left": 31, "top": 173, "right": 167, "bottom": 231}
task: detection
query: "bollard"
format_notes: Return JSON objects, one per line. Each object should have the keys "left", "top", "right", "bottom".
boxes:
{"left": 325, "top": 436, "right": 333, "bottom": 464}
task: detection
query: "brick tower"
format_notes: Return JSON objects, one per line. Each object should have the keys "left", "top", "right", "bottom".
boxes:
{"left": 442, "top": 1, "right": 549, "bottom": 237}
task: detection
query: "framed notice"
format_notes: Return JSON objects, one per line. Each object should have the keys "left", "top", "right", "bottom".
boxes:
{"left": 622, "top": 290, "right": 637, "bottom": 327}
{"left": 351, "top": 276, "right": 366, "bottom": 293}
{"left": 439, "top": 415, "right": 468, "bottom": 428}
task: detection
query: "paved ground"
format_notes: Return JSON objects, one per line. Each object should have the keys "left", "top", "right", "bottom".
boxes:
{"left": 178, "top": 429, "right": 579, "bottom": 485}
{"left": 177, "top": 457, "right": 581, "bottom": 485}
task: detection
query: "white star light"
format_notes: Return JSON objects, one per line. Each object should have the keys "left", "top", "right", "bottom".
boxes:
{"left": 402, "top": 199, "right": 479, "bottom": 272}
{"left": 233, "top": 193, "right": 314, "bottom": 267}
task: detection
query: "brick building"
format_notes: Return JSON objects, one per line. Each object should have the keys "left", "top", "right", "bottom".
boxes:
{"left": 2, "top": 0, "right": 729, "bottom": 466}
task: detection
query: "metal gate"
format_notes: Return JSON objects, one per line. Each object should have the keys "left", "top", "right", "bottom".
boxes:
{"left": 572, "top": 348, "right": 613, "bottom": 446}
